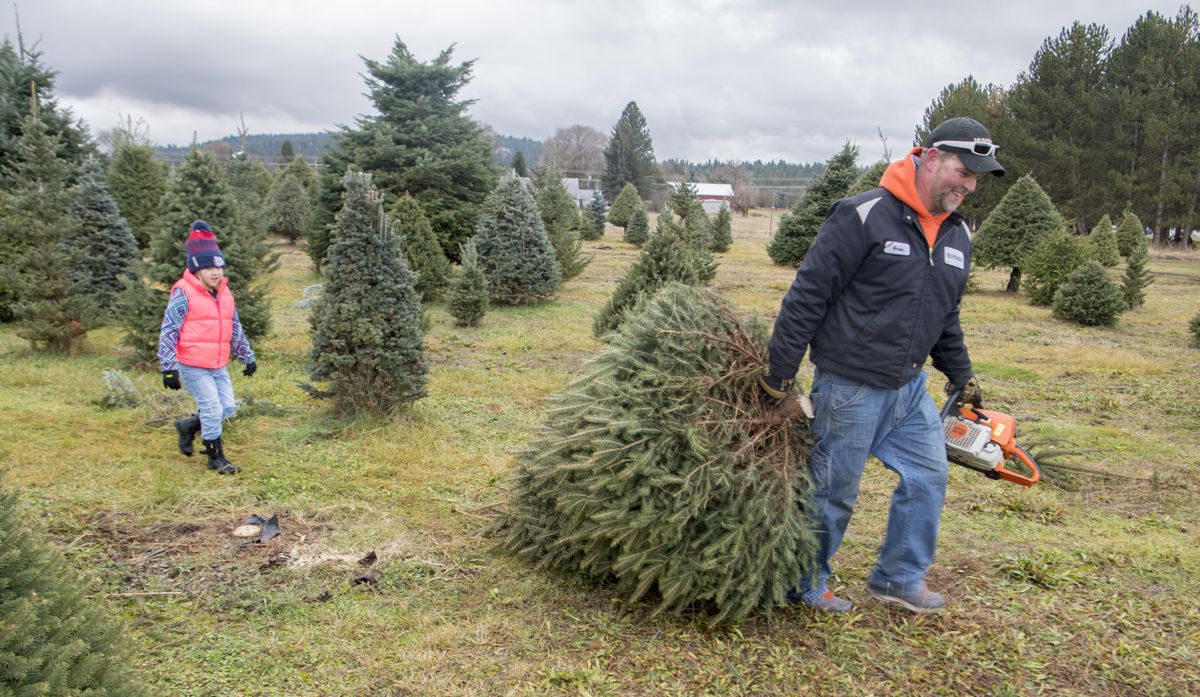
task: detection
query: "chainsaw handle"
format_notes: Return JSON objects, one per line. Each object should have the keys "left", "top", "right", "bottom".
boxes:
{"left": 995, "top": 445, "right": 1041, "bottom": 487}
{"left": 940, "top": 390, "right": 987, "bottom": 421}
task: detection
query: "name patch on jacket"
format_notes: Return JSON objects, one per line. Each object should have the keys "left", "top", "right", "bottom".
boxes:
{"left": 883, "top": 241, "right": 910, "bottom": 256}
{"left": 944, "top": 247, "right": 965, "bottom": 269}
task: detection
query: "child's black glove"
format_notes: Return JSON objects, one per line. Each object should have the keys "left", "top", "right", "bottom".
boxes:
{"left": 162, "top": 370, "right": 181, "bottom": 390}
{"left": 242, "top": 361, "right": 257, "bottom": 377}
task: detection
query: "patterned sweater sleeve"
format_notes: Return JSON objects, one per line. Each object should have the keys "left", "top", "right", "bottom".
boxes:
{"left": 231, "top": 309, "right": 255, "bottom": 365}
{"left": 158, "top": 288, "right": 188, "bottom": 371}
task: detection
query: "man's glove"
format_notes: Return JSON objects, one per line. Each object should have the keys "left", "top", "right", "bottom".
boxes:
{"left": 242, "top": 361, "right": 257, "bottom": 378}
{"left": 947, "top": 375, "right": 981, "bottom": 406}
{"left": 758, "top": 370, "right": 814, "bottom": 421}
{"left": 162, "top": 370, "right": 181, "bottom": 390}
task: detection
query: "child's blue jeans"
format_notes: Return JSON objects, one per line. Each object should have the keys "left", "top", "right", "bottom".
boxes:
{"left": 801, "top": 367, "right": 948, "bottom": 597}
{"left": 179, "top": 364, "right": 237, "bottom": 441}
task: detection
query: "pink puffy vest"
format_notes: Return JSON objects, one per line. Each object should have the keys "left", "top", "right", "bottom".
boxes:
{"left": 172, "top": 270, "right": 235, "bottom": 369}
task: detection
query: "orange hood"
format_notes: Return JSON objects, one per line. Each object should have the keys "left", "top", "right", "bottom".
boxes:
{"left": 879, "top": 147, "right": 949, "bottom": 250}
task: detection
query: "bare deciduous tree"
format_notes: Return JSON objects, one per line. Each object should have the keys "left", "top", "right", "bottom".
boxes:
{"left": 541, "top": 125, "right": 606, "bottom": 178}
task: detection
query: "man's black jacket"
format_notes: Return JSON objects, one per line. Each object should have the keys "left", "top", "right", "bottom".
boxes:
{"left": 766, "top": 187, "right": 974, "bottom": 391}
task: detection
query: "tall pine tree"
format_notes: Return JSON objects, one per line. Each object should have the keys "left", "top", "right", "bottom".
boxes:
{"left": 474, "top": 177, "right": 561, "bottom": 305}
{"left": 309, "top": 170, "right": 427, "bottom": 413}
{"left": 334, "top": 38, "right": 498, "bottom": 260}
{"left": 601, "top": 101, "right": 663, "bottom": 200}
{"left": 974, "top": 174, "right": 1067, "bottom": 292}
{"left": 767, "top": 142, "right": 859, "bottom": 266}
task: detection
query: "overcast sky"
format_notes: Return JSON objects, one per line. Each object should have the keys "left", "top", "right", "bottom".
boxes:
{"left": 8, "top": 1, "right": 1186, "bottom": 164}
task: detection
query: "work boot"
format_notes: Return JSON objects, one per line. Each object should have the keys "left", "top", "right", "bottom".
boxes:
{"left": 201, "top": 438, "right": 239, "bottom": 475}
{"left": 174, "top": 414, "right": 201, "bottom": 456}
{"left": 867, "top": 582, "right": 946, "bottom": 614}
{"left": 788, "top": 588, "right": 854, "bottom": 613}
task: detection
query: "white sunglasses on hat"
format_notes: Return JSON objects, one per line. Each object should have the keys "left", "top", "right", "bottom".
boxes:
{"left": 932, "top": 140, "right": 999, "bottom": 157}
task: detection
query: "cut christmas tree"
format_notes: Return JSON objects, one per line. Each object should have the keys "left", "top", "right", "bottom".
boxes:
{"left": 498, "top": 283, "right": 817, "bottom": 624}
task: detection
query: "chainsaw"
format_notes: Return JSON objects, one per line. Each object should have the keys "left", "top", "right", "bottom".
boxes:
{"left": 941, "top": 391, "right": 1040, "bottom": 487}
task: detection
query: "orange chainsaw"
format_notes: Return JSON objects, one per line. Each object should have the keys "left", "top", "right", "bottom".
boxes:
{"left": 941, "top": 392, "right": 1040, "bottom": 487}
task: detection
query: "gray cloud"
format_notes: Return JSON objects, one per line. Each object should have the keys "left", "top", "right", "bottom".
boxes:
{"left": 9, "top": 0, "right": 1181, "bottom": 160}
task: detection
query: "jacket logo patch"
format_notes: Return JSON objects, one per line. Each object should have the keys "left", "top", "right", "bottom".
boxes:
{"left": 883, "top": 241, "right": 910, "bottom": 256}
{"left": 944, "top": 247, "right": 965, "bottom": 269}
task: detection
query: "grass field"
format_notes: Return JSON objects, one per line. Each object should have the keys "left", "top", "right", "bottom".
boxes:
{"left": 2, "top": 211, "right": 1198, "bottom": 696}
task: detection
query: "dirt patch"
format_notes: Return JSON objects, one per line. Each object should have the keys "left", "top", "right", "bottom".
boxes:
{"left": 80, "top": 509, "right": 332, "bottom": 596}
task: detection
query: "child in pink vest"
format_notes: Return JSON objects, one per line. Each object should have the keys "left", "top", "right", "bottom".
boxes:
{"left": 158, "top": 221, "right": 257, "bottom": 474}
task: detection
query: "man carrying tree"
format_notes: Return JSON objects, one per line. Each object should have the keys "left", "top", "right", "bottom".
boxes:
{"left": 759, "top": 117, "right": 1004, "bottom": 613}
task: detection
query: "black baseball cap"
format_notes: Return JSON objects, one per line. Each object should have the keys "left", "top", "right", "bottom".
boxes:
{"left": 925, "top": 117, "right": 1005, "bottom": 177}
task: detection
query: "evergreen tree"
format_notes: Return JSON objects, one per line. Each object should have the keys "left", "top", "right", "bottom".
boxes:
{"left": 448, "top": 238, "right": 488, "bottom": 327}
{"left": 974, "top": 174, "right": 1066, "bottom": 292}
{"left": 1121, "top": 239, "right": 1154, "bottom": 309}
{"left": 606, "top": 182, "right": 642, "bottom": 228}
{"left": 659, "top": 211, "right": 717, "bottom": 283}
{"left": 1021, "top": 229, "right": 1090, "bottom": 306}
{"left": 600, "top": 101, "right": 663, "bottom": 200}
{"left": 309, "top": 170, "right": 427, "bottom": 413}
{"left": 1189, "top": 310, "right": 1200, "bottom": 347}
{"left": 684, "top": 199, "right": 712, "bottom": 249}
{"left": 500, "top": 283, "right": 818, "bottom": 624}
{"left": 392, "top": 193, "right": 452, "bottom": 301}
{"left": 767, "top": 142, "right": 859, "bottom": 266}
{"left": 845, "top": 160, "right": 889, "bottom": 197}
{"left": 226, "top": 148, "right": 274, "bottom": 232}
{"left": 593, "top": 225, "right": 703, "bottom": 337}
{"left": 1115, "top": 208, "right": 1147, "bottom": 257}
{"left": 623, "top": 207, "right": 649, "bottom": 245}
{"left": 0, "top": 114, "right": 95, "bottom": 351}
{"left": 69, "top": 157, "right": 139, "bottom": 312}
{"left": 669, "top": 179, "right": 698, "bottom": 218}
{"left": 581, "top": 190, "right": 606, "bottom": 240}
{"left": 1052, "top": 261, "right": 1125, "bottom": 326}
{"left": 0, "top": 483, "right": 147, "bottom": 695}
{"left": 511, "top": 149, "right": 528, "bottom": 177}
{"left": 279, "top": 139, "right": 295, "bottom": 161}
{"left": 335, "top": 39, "right": 498, "bottom": 259}
{"left": 107, "top": 142, "right": 167, "bottom": 248}
{"left": 535, "top": 167, "right": 590, "bottom": 281}
{"left": 1005, "top": 22, "right": 1118, "bottom": 233}
{"left": 0, "top": 40, "right": 94, "bottom": 187}
{"left": 1086, "top": 214, "right": 1121, "bottom": 266}
{"left": 281, "top": 155, "right": 317, "bottom": 192}
{"left": 710, "top": 204, "right": 733, "bottom": 252}
{"left": 474, "top": 177, "right": 561, "bottom": 304}
{"left": 267, "top": 166, "right": 313, "bottom": 243}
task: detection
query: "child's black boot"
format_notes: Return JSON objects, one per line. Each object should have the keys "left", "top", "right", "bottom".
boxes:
{"left": 201, "top": 438, "right": 239, "bottom": 475}
{"left": 174, "top": 414, "right": 201, "bottom": 456}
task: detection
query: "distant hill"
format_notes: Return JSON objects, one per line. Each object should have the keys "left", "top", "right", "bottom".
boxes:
{"left": 494, "top": 134, "right": 544, "bottom": 170}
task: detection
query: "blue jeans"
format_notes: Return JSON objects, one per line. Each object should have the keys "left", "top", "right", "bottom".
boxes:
{"left": 802, "top": 367, "right": 948, "bottom": 596}
{"left": 179, "top": 364, "right": 237, "bottom": 441}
